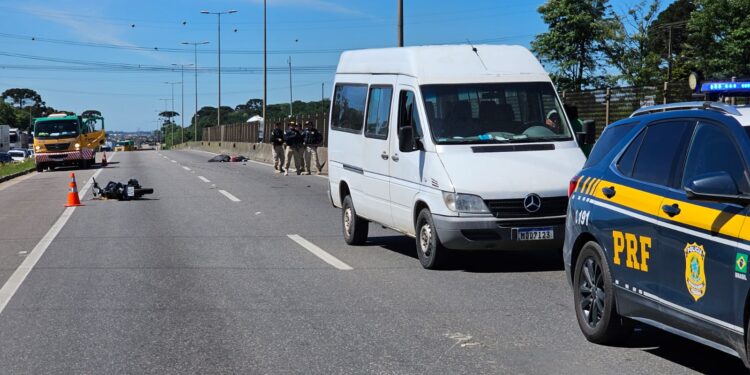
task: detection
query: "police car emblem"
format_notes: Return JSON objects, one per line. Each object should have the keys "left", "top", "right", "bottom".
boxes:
{"left": 684, "top": 243, "right": 706, "bottom": 301}
{"left": 523, "top": 194, "right": 541, "bottom": 213}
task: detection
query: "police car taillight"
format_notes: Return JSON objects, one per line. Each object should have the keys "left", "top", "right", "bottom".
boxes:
{"left": 568, "top": 175, "right": 580, "bottom": 198}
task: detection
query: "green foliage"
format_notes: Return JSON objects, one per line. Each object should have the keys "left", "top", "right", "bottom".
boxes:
{"left": 605, "top": 0, "right": 663, "bottom": 86}
{"left": 685, "top": 0, "right": 750, "bottom": 79}
{"left": 531, "top": 0, "right": 615, "bottom": 90}
{"left": 0, "top": 102, "right": 16, "bottom": 126}
{"left": 1, "top": 88, "right": 42, "bottom": 108}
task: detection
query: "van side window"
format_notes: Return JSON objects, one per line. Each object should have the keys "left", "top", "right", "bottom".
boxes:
{"left": 331, "top": 84, "right": 367, "bottom": 133}
{"left": 398, "top": 90, "right": 423, "bottom": 138}
{"left": 365, "top": 86, "right": 393, "bottom": 139}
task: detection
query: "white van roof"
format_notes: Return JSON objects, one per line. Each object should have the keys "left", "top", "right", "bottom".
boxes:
{"left": 336, "top": 44, "right": 550, "bottom": 84}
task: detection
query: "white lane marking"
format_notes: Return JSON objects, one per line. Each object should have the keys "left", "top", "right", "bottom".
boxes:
{"left": 170, "top": 160, "right": 177, "bottom": 163}
{"left": 287, "top": 234, "right": 353, "bottom": 271}
{"left": 0, "top": 152, "right": 114, "bottom": 316}
{"left": 218, "top": 189, "right": 241, "bottom": 202}
{"left": 182, "top": 166, "right": 191, "bottom": 171}
{"left": 198, "top": 176, "right": 210, "bottom": 183}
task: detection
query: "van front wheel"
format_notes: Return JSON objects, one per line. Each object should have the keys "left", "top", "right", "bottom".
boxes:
{"left": 342, "top": 195, "right": 368, "bottom": 245}
{"left": 416, "top": 208, "right": 450, "bottom": 269}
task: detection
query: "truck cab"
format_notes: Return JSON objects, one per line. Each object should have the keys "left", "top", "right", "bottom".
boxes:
{"left": 33, "top": 113, "right": 105, "bottom": 171}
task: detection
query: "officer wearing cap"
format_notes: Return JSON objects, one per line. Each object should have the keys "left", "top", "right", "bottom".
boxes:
{"left": 302, "top": 121, "right": 325, "bottom": 175}
{"left": 271, "top": 122, "right": 286, "bottom": 173}
{"left": 283, "top": 121, "right": 304, "bottom": 175}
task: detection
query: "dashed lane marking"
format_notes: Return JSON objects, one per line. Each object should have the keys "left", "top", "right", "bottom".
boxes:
{"left": 218, "top": 189, "right": 241, "bottom": 202}
{"left": 287, "top": 234, "right": 353, "bottom": 270}
{"left": 182, "top": 166, "right": 191, "bottom": 171}
{"left": 198, "top": 176, "right": 210, "bottom": 183}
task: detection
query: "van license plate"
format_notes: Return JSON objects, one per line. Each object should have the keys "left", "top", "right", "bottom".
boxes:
{"left": 516, "top": 227, "right": 554, "bottom": 241}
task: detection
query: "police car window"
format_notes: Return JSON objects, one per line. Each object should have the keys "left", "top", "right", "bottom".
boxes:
{"left": 365, "top": 86, "right": 393, "bottom": 139}
{"left": 631, "top": 120, "right": 693, "bottom": 187}
{"left": 331, "top": 84, "right": 367, "bottom": 133}
{"left": 616, "top": 128, "right": 645, "bottom": 177}
{"left": 583, "top": 121, "right": 637, "bottom": 169}
{"left": 683, "top": 123, "right": 749, "bottom": 193}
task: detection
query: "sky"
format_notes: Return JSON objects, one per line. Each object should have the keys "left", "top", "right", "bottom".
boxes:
{"left": 0, "top": 0, "right": 667, "bottom": 132}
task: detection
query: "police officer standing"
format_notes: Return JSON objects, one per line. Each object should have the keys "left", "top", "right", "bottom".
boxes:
{"left": 270, "top": 122, "right": 285, "bottom": 173}
{"left": 283, "top": 122, "right": 304, "bottom": 176}
{"left": 302, "top": 121, "right": 325, "bottom": 175}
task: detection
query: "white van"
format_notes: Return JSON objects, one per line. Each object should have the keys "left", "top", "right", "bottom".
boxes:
{"left": 327, "top": 45, "right": 587, "bottom": 269}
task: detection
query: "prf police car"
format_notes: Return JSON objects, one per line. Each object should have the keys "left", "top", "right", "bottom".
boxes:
{"left": 564, "top": 89, "right": 750, "bottom": 367}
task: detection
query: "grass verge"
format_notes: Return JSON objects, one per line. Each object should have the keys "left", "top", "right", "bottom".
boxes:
{"left": 0, "top": 159, "right": 36, "bottom": 179}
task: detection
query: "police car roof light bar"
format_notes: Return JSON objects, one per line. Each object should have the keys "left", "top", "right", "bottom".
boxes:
{"left": 700, "top": 81, "right": 750, "bottom": 94}
{"left": 630, "top": 101, "right": 742, "bottom": 118}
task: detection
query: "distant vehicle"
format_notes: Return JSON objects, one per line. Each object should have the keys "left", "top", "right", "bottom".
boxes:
{"left": 0, "top": 152, "right": 12, "bottom": 163}
{"left": 328, "top": 44, "right": 589, "bottom": 269}
{"left": 33, "top": 113, "right": 106, "bottom": 172}
{"left": 8, "top": 149, "right": 27, "bottom": 162}
{"left": 114, "top": 140, "right": 134, "bottom": 152}
{"left": 9, "top": 128, "right": 30, "bottom": 149}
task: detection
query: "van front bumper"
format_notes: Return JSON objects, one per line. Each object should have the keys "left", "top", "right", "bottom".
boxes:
{"left": 431, "top": 214, "right": 565, "bottom": 251}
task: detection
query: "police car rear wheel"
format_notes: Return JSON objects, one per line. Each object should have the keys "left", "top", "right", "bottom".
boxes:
{"left": 415, "top": 208, "right": 450, "bottom": 269}
{"left": 573, "top": 241, "right": 629, "bottom": 344}
{"left": 342, "top": 195, "right": 368, "bottom": 245}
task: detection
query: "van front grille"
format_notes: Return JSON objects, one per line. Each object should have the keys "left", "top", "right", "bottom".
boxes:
{"left": 485, "top": 196, "right": 568, "bottom": 218}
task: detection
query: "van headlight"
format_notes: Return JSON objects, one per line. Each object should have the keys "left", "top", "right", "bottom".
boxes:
{"left": 442, "top": 192, "right": 489, "bottom": 213}
{"left": 74, "top": 143, "right": 80, "bottom": 149}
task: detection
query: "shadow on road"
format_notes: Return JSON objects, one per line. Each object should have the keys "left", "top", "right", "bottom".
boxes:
{"left": 615, "top": 324, "right": 748, "bottom": 374}
{"left": 365, "top": 235, "right": 564, "bottom": 273}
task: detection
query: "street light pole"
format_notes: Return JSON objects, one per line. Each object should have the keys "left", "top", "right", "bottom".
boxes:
{"left": 201, "top": 10, "right": 237, "bottom": 129}
{"left": 182, "top": 41, "right": 210, "bottom": 143}
{"left": 263, "top": 0, "right": 267, "bottom": 141}
{"left": 172, "top": 64, "right": 194, "bottom": 145}
{"left": 288, "top": 56, "right": 293, "bottom": 117}
{"left": 398, "top": 0, "right": 403, "bottom": 47}
{"left": 164, "top": 81, "right": 180, "bottom": 148}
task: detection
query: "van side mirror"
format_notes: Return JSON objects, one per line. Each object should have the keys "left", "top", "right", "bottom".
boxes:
{"left": 576, "top": 120, "right": 596, "bottom": 145}
{"left": 685, "top": 171, "right": 750, "bottom": 205}
{"left": 399, "top": 126, "right": 421, "bottom": 152}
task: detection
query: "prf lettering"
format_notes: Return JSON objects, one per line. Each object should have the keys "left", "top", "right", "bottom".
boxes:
{"left": 612, "top": 230, "right": 651, "bottom": 272}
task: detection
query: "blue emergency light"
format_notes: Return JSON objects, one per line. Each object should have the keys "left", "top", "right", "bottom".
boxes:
{"left": 700, "top": 81, "right": 750, "bottom": 93}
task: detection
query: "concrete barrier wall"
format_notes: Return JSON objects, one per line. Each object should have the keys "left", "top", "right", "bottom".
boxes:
{"left": 176, "top": 142, "right": 329, "bottom": 173}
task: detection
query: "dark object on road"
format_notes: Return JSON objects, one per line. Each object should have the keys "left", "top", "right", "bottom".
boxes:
{"left": 231, "top": 155, "right": 249, "bottom": 162}
{"left": 92, "top": 178, "right": 154, "bottom": 200}
{"left": 208, "top": 154, "right": 231, "bottom": 162}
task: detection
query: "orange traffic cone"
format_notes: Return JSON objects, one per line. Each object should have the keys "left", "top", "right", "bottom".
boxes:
{"left": 101, "top": 152, "right": 108, "bottom": 167}
{"left": 65, "top": 172, "right": 84, "bottom": 207}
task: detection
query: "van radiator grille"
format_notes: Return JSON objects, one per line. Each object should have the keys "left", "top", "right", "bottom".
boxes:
{"left": 485, "top": 196, "right": 568, "bottom": 218}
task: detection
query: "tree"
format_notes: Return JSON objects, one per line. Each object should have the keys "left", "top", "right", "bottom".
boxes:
{"left": 531, "top": 0, "right": 615, "bottom": 90}
{"left": 0, "top": 102, "right": 16, "bottom": 126}
{"left": 685, "top": 0, "right": 750, "bottom": 79}
{"left": 1, "top": 88, "right": 42, "bottom": 109}
{"left": 646, "top": 0, "right": 695, "bottom": 82}
{"left": 605, "top": 0, "right": 663, "bottom": 86}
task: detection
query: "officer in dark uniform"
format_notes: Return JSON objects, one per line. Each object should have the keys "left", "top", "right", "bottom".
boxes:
{"left": 283, "top": 122, "right": 304, "bottom": 175}
{"left": 302, "top": 121, "right": 325, "bottom": 175}
{"left": 271, "top": 122, "right": 285, "bottom": 173}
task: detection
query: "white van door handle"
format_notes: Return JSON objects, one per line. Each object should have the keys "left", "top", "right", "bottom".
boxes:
{"left": 391, "top": 154, "right": 400, "bottom": 162}
{"left": 381, "top": 152, "right": 389, "bottom": 160}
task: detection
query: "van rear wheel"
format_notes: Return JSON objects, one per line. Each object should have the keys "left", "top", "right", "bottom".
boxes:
{"left": 415, "top": 208, "right": 451, "bottom": 269}
{"left": 342, "top": 195, "right": 368, "bottom": 245}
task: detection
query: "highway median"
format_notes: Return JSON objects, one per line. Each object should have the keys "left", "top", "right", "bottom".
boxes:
{"left": 0, "top": 159, "right": 35, "bottom": 182}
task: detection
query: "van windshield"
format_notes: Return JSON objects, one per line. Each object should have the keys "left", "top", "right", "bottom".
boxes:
{"left": 35, "top": 120, "right": 79, "bottom": 139}
{"left": 421, "top": 82, "right": 573, "bottom": 144}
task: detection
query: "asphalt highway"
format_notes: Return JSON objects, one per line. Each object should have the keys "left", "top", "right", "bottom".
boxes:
{"left": 0, "top": 149, "right": 745, "bottom": 374}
